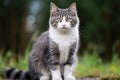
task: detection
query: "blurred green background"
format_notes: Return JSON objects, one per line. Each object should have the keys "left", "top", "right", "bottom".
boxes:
{"left": 0, "top": 0, "right": 120, "bottom": 79}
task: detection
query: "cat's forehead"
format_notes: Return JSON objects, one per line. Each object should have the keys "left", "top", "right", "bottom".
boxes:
{"left": 53, "top": 8, "right": 75, "bottom": 17}
{"left": 58, "top": 9, "right": 69, "bottom": 16}
{"left": 58, "top": 8, "right": 68, "bottom": 13}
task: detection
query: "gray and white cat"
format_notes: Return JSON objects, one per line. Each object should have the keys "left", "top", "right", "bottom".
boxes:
{"left": 4, "top": 2, "right": 80, "bottom": 80}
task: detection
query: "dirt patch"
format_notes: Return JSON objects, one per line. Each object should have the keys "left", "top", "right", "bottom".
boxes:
{"left": 77, "top": 77, "right": 120, "bottom": 80}
{"left": 78, "top": 77, "right": 100, "bottom": 80}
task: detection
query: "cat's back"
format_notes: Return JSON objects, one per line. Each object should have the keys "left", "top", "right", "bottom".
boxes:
{"left": 36, "top": 31, "right": 49, "bottom": 43}
{"left": 29, "top": 31, "right": 49, "bottom": 63}
{"left": 30, "top": 31, "right": 49, "bottom": 57}
{"left": 33, "top": 31, "right": 49, "bottom": 49}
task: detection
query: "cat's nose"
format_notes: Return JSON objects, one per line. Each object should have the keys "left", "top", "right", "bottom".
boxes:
{"left": 62, "top": 24, "right": 67, "bottom": 29}
{"left": 62, "top": 24, "right": 66, "bottom": 27}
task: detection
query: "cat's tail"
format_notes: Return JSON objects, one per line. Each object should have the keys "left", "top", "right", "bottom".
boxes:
{"left": 4, "top": 67, "right": 31, "bottom": 80}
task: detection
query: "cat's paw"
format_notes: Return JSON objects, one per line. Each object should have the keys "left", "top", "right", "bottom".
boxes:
{"left": 64, "top": 75, "right": 76, "bottom": 80}
{"left": 52, "top": 76, "right": 62, "bottom": 80}
{"left": 40, "top": 76, "right": 49, "bottom": 80}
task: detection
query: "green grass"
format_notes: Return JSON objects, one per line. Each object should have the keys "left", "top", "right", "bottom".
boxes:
{"left": 0, "top": 47, "right": 120, "bottom": 79}
{"left": 0, "top": 44, "right": 30, "bottom": 78}
{"left": 74, "top": 50, "right": 120, "bottom": 78}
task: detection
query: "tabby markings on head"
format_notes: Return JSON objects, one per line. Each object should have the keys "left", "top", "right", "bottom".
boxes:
{"left": 49, "top": 3, "right": 78, "bottom": 31}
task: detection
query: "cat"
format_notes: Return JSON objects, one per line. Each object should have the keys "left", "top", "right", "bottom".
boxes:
{"left": 4, "top": 2, "right": 80, "bottom": 80}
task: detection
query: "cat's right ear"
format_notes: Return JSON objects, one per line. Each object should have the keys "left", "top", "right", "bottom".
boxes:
{"left": 50, "top": 2, "right": 58, "bottom": 13}
{"left": 69, "top": 3, "right": 77, "bottom": 12}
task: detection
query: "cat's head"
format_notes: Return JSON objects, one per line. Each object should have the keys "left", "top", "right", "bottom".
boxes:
{"left": 49, "top": 2, "right": 79, "bottom": 32}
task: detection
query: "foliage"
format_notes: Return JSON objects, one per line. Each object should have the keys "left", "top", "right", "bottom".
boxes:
{"left": 0, "top": 44, "right": 30, "bottom": 78}
{"left": 0, "top": 47, "right": 120, "bottom": 79}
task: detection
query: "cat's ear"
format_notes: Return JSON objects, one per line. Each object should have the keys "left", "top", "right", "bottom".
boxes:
{"left": 50, "top": 2, "right": 58, "bottom": 13}
{"left": 69, "top": 3, "right": 77, "bottom": 12}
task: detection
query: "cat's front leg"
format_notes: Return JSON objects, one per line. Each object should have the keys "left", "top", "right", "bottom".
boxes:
{"left": 49, "top": 41, "right": 63, "bottom": 80}
{"left": 64, "top": 65, "right": 76, "bottom": 80}
{"left": 40, "top": 76, "right": 49, "bottom": 80}
{"left": 50, "top": 65, "right": 62, "bottom": 80}
{"left": 39, "top": 70, "right": 50, "bottom": 80}
{"left": 64, "top": 42, "right": 77, "bottom": 80}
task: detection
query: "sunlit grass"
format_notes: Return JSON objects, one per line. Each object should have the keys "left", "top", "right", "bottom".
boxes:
{"left": 74, "top": 50, "right": 120, "bottom": 78}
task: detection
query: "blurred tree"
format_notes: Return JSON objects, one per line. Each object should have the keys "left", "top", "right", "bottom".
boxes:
{"left": 77, "top": 0, "right": 120, "bottom": 61}
{"left": 0, "top": 0, "right": 30, "bottom": 59}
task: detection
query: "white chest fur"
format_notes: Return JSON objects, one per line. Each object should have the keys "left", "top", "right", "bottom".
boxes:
{"left": 49, "top": 26, "right": 79, "bottom": 64}
{"left": 57, "top": 35, "right": 75, "bottom": 63}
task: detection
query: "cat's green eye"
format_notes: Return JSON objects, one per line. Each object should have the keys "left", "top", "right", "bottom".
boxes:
{"left": 57, "top": 18, "right": 62, "bottom": 22}
{"left": 67, "top": 18, "right": 72, "bottom": 22}
{"left": 69, "top": 18, "right": 72, "bottom": 21}
{"left": 67, "top": 15, "right": 71, "bottom": 18}
{"left": 66, "top": 15, "right": 72, "bottom": 22}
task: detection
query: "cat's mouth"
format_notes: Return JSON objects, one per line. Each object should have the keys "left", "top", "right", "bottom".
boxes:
{"left": 57, "top": 25, "right": 70, "bottom": 31}
{"left": 59, "top": 27, "right": 70, "bottom": 32}
{"left": 61, "top": 27, "right": 67, "bottom": 29}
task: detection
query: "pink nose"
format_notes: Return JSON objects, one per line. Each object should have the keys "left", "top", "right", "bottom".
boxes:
{"left": 62, "top": 24, "right": 66, "bottom": 27}
{"left": 62, "top": 24, "right": 67, "bottom": 29}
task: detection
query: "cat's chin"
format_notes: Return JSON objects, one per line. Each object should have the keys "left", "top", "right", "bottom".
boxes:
{"left": 59, "top": 28, "right": 70, "bottom": 32}
{"left": 57, "top": 27, "right": 70, "bottom": 31}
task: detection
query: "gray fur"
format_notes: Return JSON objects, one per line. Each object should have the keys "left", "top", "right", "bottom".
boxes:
{"left": 29, "top": 31, "right": 77, "bottom": 79}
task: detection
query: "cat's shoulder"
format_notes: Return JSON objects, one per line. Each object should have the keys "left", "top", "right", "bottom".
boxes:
{"left": 37, "top": 31, "right": 49, "bottom": 41}
{"left": 32, "top": 31, "right": 49, "bottom": 48}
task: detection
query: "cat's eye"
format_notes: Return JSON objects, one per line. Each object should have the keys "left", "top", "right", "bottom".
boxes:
{"left": 57, "top": 18, "right": 62, "bottom": 22}
{"left": 69, "top": 19, "right": 72, "bottom": 22}
{"left": 67, "top": 18, "right": 72, "bottom": 22}
{"left": 66, "top": 15, "right": 72, "bottom": 22}
{"left": 67, "top": 15, "right": 71, "bottom": 18}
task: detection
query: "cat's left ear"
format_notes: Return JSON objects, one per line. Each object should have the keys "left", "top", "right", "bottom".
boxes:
{"left": 69, "top": 3, "right": 77, "bottom": 12}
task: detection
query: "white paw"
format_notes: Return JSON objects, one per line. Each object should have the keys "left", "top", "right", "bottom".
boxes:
{"left": 52, "top": 76, "right": 62, "bottom": 80}
{"left": 40, "top": 76, "right": 49, "bottom": 80}
{"left": 64, "top": 75, "right": 76, "bottom": 80}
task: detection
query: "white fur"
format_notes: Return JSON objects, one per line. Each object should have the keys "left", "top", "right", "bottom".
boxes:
{"left": 50, "top": 66, "right": 62, "bottom": 80}
{"left": 64, "top": 55, "right": 78, "bottom": 80}
{"left": 49, "top": 16, "right": 79, "bottom": 64}
{"left": 40, "top": 76, "right": 49, "bottom": 80}
{"left": 64, "top": 65, "right": 76, "bottom": 80}
{"left": 40, "top": 70, "right": 50, "bottom": 80}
